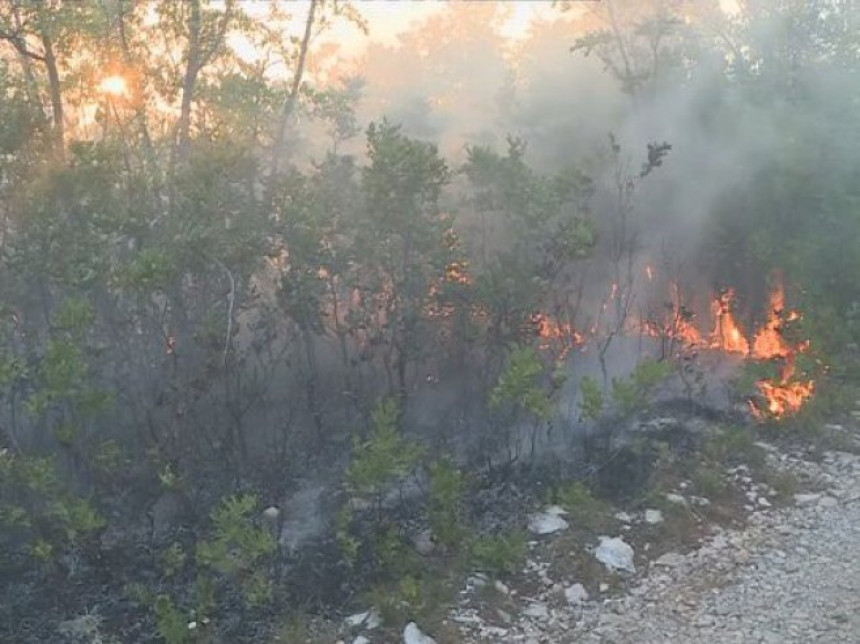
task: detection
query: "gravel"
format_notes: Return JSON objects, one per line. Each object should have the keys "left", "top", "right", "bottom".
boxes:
{"left": 453, "top": 445, "right": 860, "bottom": 643}
{"left": 581, "top": 452, "right": 860, "bottom": 643}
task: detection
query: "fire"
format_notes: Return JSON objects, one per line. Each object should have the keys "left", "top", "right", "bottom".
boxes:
{"left": 751, "top": 283, "right": 793, "bottom": 359}
{"left": 747, "top": 284, "right": 814, "bottom": 419}
{"left": 709, "top": 290, "right": 750, "bottom": 355}
{"left": 650, "top": 280, "right": 814, "bottom": 419}
{"left": 533, "top": 275, "right": 815, "bottom": 420}
{"left": 635, "top": 283, "right": 702, "bottom": 348}
{"left": 753, "top": 378, "right": 815, "bottom": 419}
{"left": 645, "top": 265, "right": 654, "bottom": 282}
{"left": 532, "top": 313, "right": 585, "bottom": 360}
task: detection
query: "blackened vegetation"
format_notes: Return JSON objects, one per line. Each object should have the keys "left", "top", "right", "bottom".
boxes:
{"left": 1, "top": 1, "right": 860, "bottom": 642}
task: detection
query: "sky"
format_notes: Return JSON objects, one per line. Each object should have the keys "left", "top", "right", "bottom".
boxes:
{"left": 238, "top": 1, "right": 572, "bottom": 61}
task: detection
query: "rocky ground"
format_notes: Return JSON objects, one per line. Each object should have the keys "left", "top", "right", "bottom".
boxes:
{"left": 444, "top": 435, "right": 860, "bottom": 644}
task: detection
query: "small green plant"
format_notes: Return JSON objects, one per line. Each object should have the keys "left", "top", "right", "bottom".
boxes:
{"left": 196, "top": 494, "right": 276, "bottom": 607}
{"left": 346, "top": 397, "right": 422, "bottom": 510}
{"left": 489, "top": 345, "right": 552, "bottom": 421}
{"left": 153, "top": 594, "right": 189, "bottom": 644}
{"left": 0, "top": 451, "right": 105, "bottom": 565}
{"left": 160, "top": 542, "right": 187, "bottom": 578}
{"left": 427, "top": 459, "right": 466, "bottom": 550}
{"left": 691, "top": 465, "right": 728, "bottom": 498}
{"left": 470, "top": 530, "right": 527, "bottom": 576}
{"left": 550, "top": 481, "right": 610, "bottom": 532}
{"left": 578, "top": 376, "right": 604, "bottom": 422}
{"left": 335, "top": 504, "right": 360, "bottom": 568}
{"left": 611, "top": 359, "right": 671, "bottom": 418}
{"left": 704, "top": 425, "right": 765, "bottom": 469}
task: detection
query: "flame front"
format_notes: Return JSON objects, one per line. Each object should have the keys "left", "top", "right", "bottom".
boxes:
{"left": 531, "top": 276, "right": 815, "bottom": 420}
{"left": 751, "top": 283, "right": 789, "bottom": 359}
{"left": 710, "top": 290, "right": 750, "bottom": 354}
{"left": 747, "top": 283, "right": 814, "bottom": 419}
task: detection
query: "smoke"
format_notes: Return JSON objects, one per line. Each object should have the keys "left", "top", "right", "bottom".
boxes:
{"left": 279, "top": 0, "right": 855, "bottom": 461}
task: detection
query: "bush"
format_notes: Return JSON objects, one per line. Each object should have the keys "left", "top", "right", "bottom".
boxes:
{"left": 611, "top": 359, "right": 672, "bottom": 418}
{"left": 578, "top": 376, "right": 604, "bottom": 422}
{"left": 427, "top": 459, "right": 467, "bottom": 550}
{"left": 0, "top": 451, "right": 105, "bottom": 568}
{"left": 196, "top": 494, "right": 276, "bottom": 607}
{"left": 470, "top": 530, "right": 527, "bottom": 576}
{"left": 549, "top": 481, "right": 610, "bottom": 532}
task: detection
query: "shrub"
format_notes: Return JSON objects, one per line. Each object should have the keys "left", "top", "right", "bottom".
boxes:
{"left": 470, "top": 530, "right": 527, "bottom": 576}
{"left": 550, "top": 481, "right": 610, "bottom": 532}
{"left": 578, "top": 376, "right": 604, "bottom": 422}
{"left": 196, "top": 494, "right": 276, "bottom": 607}
{"left": 427, "top": 459, "right": 466, "bottom": 550}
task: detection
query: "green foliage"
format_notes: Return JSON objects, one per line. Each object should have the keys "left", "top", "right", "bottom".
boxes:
{"left": 0, "top": 451, "right": 104, "bottom": 564}
{"left": 153, "top": 594, "right": 189, "bottom": 644}
{"left": 691, "top": 465, "right": 728, "bottom": 499}
{"left": 335, "top": 504, "right": 360, "bottom": 568}
{"left": 610, "top": 359, "right": 671, "bottom": 418}
{"left": 118, "top": 248, "right": 176, "bottom": 293}
{"left": 703, "top": 426, "right": 765, "bottom": 469}
{"left": 427, "top": 459, "right": 467, "bottom": 550}
{"left": 548, "top": 481, "right": 610, "bottom": 532}
{"left": 196, "top": 494, "right": 275, "bottom": 607}
{"left": 578, "top": 376, "right": 604, "bottom": 422}
{"left": 160, "top": 542, "right": 187, "bottom": 578}
{"left": 469, "top": 530, "right": 527, "bottom": 576}
{"left": 489, "top": 345, "right": 552, "bottom": 421}
{"left": 346, "top": 398, "right": 421, "bottom": 502}
{"left": 373, "top": 523, "right": 417, "bottom": 577}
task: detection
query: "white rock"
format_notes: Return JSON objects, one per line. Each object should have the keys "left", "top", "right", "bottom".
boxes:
{"left": 665, "top": 493, "right": 687, "bottom": 505}
{"left": 645, "top": 509, "right": 664, "bottom": 524}
{"left": 523, "top": 602, "right": 550, "bottom": 619}
{"left": 758, "top": 496, "right": 772, "bottom": 508}
{"left": 494, "top": 580, "right": 510, "bottom": 595}
{"left": 353, "top": 637, "right": 371, "bottom": 644}
{"left": 480, "top": 626, "right": 509, "bottom": 638}
{"left": 710, "top": 534, "right": 728, "bottom": 550}
{"left": 528, "top": 509, "right": 569, "bottom": 535}
{"left": 615, "top": 511, "right": 633, "bottom": 523}
{"left": 654, "top": 552, "right": 685, "bottom": 568}
{"left": 345, "top": 609, "right": 380, "bottom": 630}
{"left": 818, "top": 496, "right": 839, "bottom": 508}
{"left": 595, "top": 536, "right": 636, "bottom": 573}
{"left": 345, "top": 611, "right": 370, "bottom": 628}
{"left": 599, "top": 583, "right": 610, "bottom": 592}
{"left": 467, "top": 573, "right": 488, "bottom": 588}
{"left": 403, "top": 622, "right": 436, "bottom": 644}
{"left": 262, "top": 506, "right": 280, "bottom": 521}
{"left": 565, "top": 583, "right": 589, "bottom": 605}
{"left": 365, "top": 610, "right": 381, "bottom": 630}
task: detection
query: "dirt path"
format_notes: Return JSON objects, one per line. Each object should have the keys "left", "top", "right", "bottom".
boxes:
{"left": 577, "top": 449, "right": 860, "bottom": 643}
{"left": 451, "top": 443, "right": 860, "bottom": 644}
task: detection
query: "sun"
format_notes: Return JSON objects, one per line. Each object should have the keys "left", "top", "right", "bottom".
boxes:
{"left": 99, "top": 75, "right": 129, "bottom": 98}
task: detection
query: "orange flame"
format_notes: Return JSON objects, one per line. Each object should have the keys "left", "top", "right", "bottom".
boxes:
{"left": 709, "top": 290, "right": 749, "bottom": 354}
{"left": 746, "top": 282, "right": 814, "bottom": 419}
{"left": 532, "top": 313, "right": 585, "bottom": 360}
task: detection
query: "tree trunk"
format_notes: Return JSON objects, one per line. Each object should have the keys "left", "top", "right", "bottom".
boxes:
{"left": 40, "top": 34, "right": 64, "bottom": 160}
{"left": 267, "top": 0, "right": 318, "bottom": 200}
{"left": 171, "top": 0, "right": 201, "bottom": 174}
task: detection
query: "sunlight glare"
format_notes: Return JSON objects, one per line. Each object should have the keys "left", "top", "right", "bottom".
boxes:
{"left": 100, "top": 75, "right": 129, "bottom": 98}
